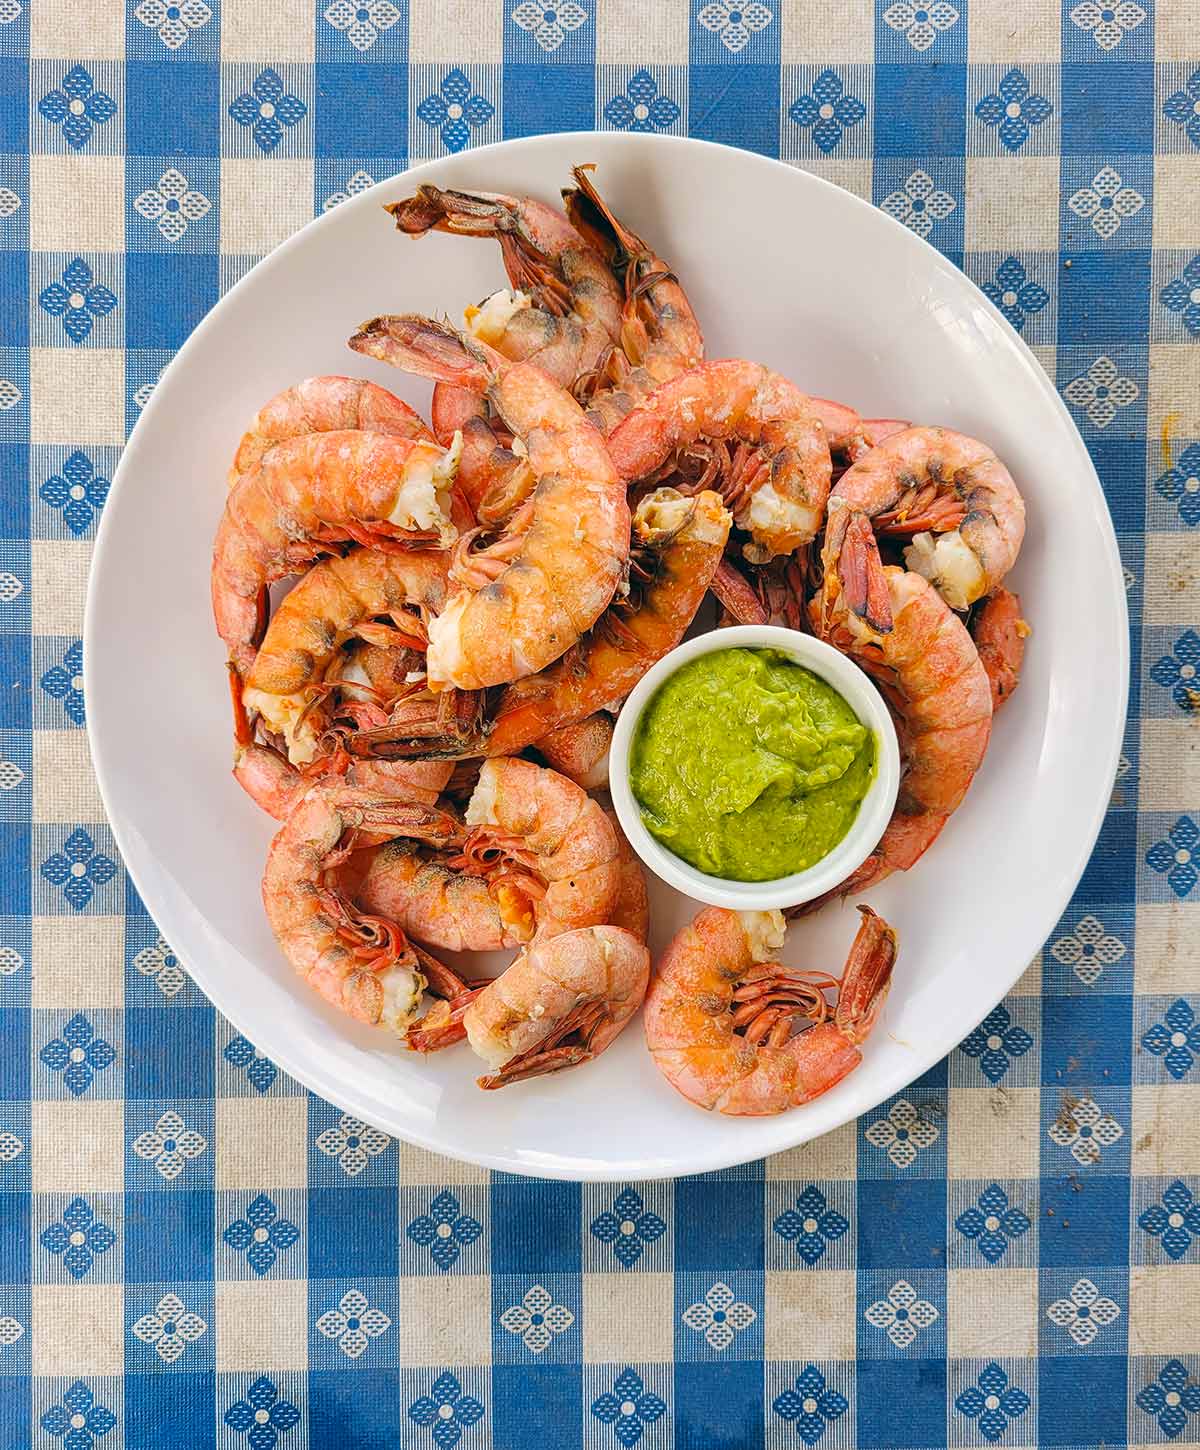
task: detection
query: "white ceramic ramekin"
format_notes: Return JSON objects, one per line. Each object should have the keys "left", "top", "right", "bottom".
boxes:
{"left": 608, "top": 624, "right": 901, "bottom": 910}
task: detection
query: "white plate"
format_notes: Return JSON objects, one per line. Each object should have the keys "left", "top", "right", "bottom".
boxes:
{"left": 86, "top": 132, "right": 1127, "bottom": 1181}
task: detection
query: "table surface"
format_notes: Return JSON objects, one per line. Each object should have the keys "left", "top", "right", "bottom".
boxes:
{"left": 2, "top": 0, "right": 1199, "bottom": 1446}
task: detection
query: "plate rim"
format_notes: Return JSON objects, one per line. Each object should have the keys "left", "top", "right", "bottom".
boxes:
{"left": 85, "top": 130, "right": 1129, "bottom": 1180}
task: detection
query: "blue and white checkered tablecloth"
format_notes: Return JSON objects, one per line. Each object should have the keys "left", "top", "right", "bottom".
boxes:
{"left": 1, "top": 0, "right": 1199, "bottom": 1445}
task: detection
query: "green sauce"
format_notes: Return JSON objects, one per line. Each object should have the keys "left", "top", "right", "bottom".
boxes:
{"left": 629, "top": 647, "right": 875, "bottom": 882}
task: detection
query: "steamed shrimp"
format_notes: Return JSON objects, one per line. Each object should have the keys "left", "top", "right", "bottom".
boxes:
{"left": 350, "top": 754, "right": 622, "bottom": 957}
{"left": 212, "top": 431, "right": 460, "bottom": 676}
{"left": 238, "top": 547, "right": 449, "bottom": 763}
{"left": 644, "top": 906, "right": 897, "bottom": 1115}
{"left": 808, "top": 514, "right": 993, "bottom": 902}
{"left": 386, "top": 185, "right": 624, "bottom": 384}
{"left": 563, "top": 165, "right": 704, "bottom": 432}
{"left": 827, "top": 426, "right": 1025, "bottom": 610}
{"left": 465, "top": 925, "right": 650, "bottom": 1088}
{"left": 388, "top": 185, "right": 627, "bottom": 523}
{"left": 229, "top": 376, "right": 433, "bottom": 488}
{"left": 607, "top": 360, "right": 832, "bottom": 561}
{"left": 346, "top": 839, "right": 516, "bottom": 953}
{"left": 970, "top": 586, "right": 1029, "bottom": 712}
{"left": 349, "top": 315, "right": 629, "bottom": 690}
{"left": 234, "top": 738, "right": 453, "bottom": 823}
{"left": 430, "top": 382, "right": 536, "bottom": 525}
{"left": 459, "top": 756, "right": 621, "bottom": 941}
{"left": 261, "top": 785, "right": 462, "bottom": 1031}
{"left": 535, "top": 713, "right": 614, "bottom": 790}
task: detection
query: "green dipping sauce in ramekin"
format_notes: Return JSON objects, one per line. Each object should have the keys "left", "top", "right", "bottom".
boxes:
{"left": 629, "top": 646, "right": 876, "bottom": 882}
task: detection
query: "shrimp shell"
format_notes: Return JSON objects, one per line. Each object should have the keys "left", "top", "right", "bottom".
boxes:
{"left": 645, "top": 906, "right": 897, "bottom": 1115}
{"left": 213, "top": 430, "right": 459, "bottom": 676}
{"left": 607, "top": 359, "right": 832, "bottom": 560}
{"left": 261, "top": 786, "right": 461, "bottom": 1032}
{"left": 829, "top": 425, "right": 1025, "bottom": 610}
{"left": 243, "top": 546, "right": 449, "bottom": 763}
{"left": 229, "top": 376, "right": 433, "bottom": 488}
{"left": 465, "top": 925, "right": 650, "bottom": 1087}
{"left": 349, "top": 315, "right": 629, "bottom": 691}
{"left": 463, "top": 757, "right": 621, "bottom": 941}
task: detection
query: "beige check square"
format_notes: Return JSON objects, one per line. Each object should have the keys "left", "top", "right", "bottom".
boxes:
{"left": 398, "top": 1140, "right": 490, "bottom": 1187}
{"left": 216, "top": 1097, "right": 309, "bottom": 1189}
{"left": 31, "top": 0, "right": 125, "bottom": 56}
{"left": 595, "top": 0, "right": 688, "bottom": 63}
{"left": 220, "top": 159, "right": 315, "bottom": 257}
{"left": 217, "top": 1280, "right": 309, "bottom": 1370}
{"left": 31, "top": 1099, "right": 125, "bottom": 1194}
{"left": 1143, "top": 533, "right": 1200, "bottom": 624}
{"left": 1132, "top": 1085, "right": 1200, "bottom": 1177}
{"left": 1134, "top": 903, "right": 1200, "bottom": 996}
{"left": 1139, "top": 720, "right": 1200, "bottom": 812}
{"left": 1149, "top": 345, "right": 1200, "bottom": 437}
{"left": 29, "top": 350, "right": 125, "bottom": 447}
{"left": 968, "top": 0, "right": 1061, "bottom": 62}
{"left": 948, "top": 1085, "right": 1041, "bottom": 1180}
{"left": 32, "top": 915, "right": 125, "bottom": 1010}
{"left": 33, "top": 1284, "right": 125, "bottom": 1375}
{"left": 1128, "top": 1266, "right": 1200, "bottom": 1356}
{"left": 221, "top": 0, "right": 314, "bottom": 60}
{"left": 1152, "top": 156, "right": 1200, "bottom": 249}
{"left": 764, "top": 1268, "right": 856, "bottom": 1360}
{"left": 766, "top": 1121, "right": 858, "bottom": 1181}
{"left": 407, "top": 0, "right": 506, "bottom": 62}
{"left": 30, "top": 156, "right": 126, "bottom": 254}
{"left": 33, "top": 732, "right": 105, "bottom": 824}
{"left": 399, "top": 1275, "right": 492, "bottom": 1365}
{"left": 789, "top": 156, "right": 874, "bottom": 203}
{"left": 30, "top": 539, "right": 89, "bottom": 636}
{"left": 780, "top": 0, "right": 874, "bottom": 62}
{"left": 582, "top": 1272, "right": 675, "bottom": 1363}
{"left": 947, "top": 1268, "right": 1039, "bottom": 1357}
{"left": 965, "top": 157, "right": 1062, "bottom": 251}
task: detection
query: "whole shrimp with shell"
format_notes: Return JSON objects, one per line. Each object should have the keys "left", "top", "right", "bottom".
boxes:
{"left": 804, "top": 514, "right": 994, "bottom": 906}
{"left": 349, "top": 314, "right": 630, "bottom": 692}
{"left": 644, "top": 905, "right": 897, "bottom": 1115}
{"left": 212, "top": 428, "right": 461, "bottom": 681}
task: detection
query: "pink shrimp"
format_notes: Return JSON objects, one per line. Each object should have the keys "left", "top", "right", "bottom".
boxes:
{"left": 349, "top": 315, "right": 629, "bottom": 691}
{"left": 212, "top": 430, "right": 460, "bottom": 677}
{"left": 238, "top": 546, "right": 449, "bottom": 764}
{"left": 348, "top": 754, "right": 621, "bottom": 954}
{"left": 386, "top": 184, "right": 625, "bottom": 384}
{"left": 827, "top": 425, "right": 1025, "bottom": 610}
{"left": 465, "top": 925, "right": 650, "bottom": 1088}
{"left": 261, "top": 785, "right": 462, "bottom": 1031}
{"left": 534, "top": 713, "right": 614, "bottom": 790}
{"left": 970, "top": 586, "right": 1029, "bottom": 713}
{"left": 606, "top": 359, "right": 832, "bottom": 561}
{"left": 228, "top": 376, "right": 433, "bottom": 488}
{"left": 562, "top": 164, "right": 705, "bottom": 432}
{"left": 806, "top": 514, "right": 993, "bottom": 903}
{"left": 232, "top": 740, "right": 453, "bottom": 823}
{"left": 458, "top": 756, "right": 621, "bottom": 942}
{"left": 340, "top": 487, "right": 730, "bottom": 762}
{"left": 644, "top": 906, "right": 897, "bottom": 1115}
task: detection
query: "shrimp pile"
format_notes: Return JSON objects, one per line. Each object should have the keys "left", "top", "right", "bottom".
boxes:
{"left": 210, "top": 163, "right": 1029, "bottom": 1115}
